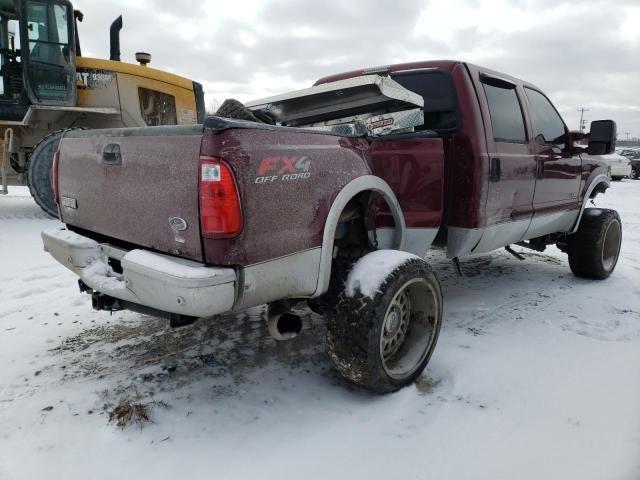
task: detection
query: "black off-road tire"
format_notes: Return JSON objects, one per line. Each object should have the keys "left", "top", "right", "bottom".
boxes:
{"left": 632, "top": 168, "right": 639, "bottom": 180}
{"left": 327, "top": 255, "right": 442, "bottom": 394}
{"left": 567, "top": 208, "right": 622, "bottom": 279}
{"left": 611, "top": 176, "right": 622, "bottom": 181}
{"left": 215, "top": 98, "right": 274, "bottom": 124}
{"left": 26, "top": 130, "right": 65, "bottom": 218}
{"left": 307, "top": 259, "right": 351, "bottom": 315}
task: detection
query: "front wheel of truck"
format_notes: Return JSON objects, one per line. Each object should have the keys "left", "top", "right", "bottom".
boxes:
{"left": 326, "top": 252, "right": 442, "bottom": 394}
{"left": 567, "top": 208, "right": 622, "bottom": 280}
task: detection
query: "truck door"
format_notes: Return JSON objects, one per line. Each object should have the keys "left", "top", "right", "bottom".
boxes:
{"left": 20, "top": 0, "right": 76, "bottom": 106}
{"left": 474, "top": 74, "right": 537, "bottom": 253}
{"left": 522, "top": 87, "right": 581, "bottom": 237}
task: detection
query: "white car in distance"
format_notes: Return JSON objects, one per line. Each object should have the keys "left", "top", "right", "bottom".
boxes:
{"left": 602, "top": 153, "right": 632, "bottom": 180}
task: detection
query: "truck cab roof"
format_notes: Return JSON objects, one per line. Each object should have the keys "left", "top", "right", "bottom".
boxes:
{"left": 314, "top": 59, "right": 545, "bottom": 94}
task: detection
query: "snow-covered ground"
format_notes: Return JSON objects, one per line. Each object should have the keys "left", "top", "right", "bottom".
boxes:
{"left": 1, "top": 184, "right": 639, "bottom": 480}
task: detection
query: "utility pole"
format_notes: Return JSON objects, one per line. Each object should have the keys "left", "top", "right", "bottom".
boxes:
{"left": 577, "top": 107, "right": 590, "bottom": 131}
{"left": 624, "top": 132, "right": 631, "bottom": 140}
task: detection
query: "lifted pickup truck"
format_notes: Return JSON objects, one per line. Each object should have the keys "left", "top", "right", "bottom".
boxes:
{"left": 42, "top": 60, "right": 621, "bottom": 393}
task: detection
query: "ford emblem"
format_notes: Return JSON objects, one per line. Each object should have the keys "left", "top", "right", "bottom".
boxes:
{"left": 169, "top": 217, "right": 188, "bottom": 232}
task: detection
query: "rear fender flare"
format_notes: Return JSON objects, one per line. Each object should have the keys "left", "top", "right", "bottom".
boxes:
{"left": 571, "top": 174, "right": 610, "bottom": 234}
{"left": 313, "top": 175, "right": 405, "bottom": 297}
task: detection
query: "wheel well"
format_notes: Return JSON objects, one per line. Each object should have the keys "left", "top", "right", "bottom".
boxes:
{"left": 590, "top": 181, "right": 608, "bottom": 198}
{"left": 334, "top": 190, "right": 400, "bottom": 253}
{"left": 324, "top": 190, "right": 402, "bottom": 297}
{"left": 313, "top": 176, "right": 405, "bottom": 298}
{"left": 569, "top": 176, "right": 610, "bottom": 235}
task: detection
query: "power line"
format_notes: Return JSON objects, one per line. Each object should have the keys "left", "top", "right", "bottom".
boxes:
{"left": 577, "top": 107, "right": 590, "bottom": 131}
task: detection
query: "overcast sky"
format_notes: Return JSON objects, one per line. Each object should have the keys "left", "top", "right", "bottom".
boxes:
{"left": 74, "top": 0, "right": 640, "bottom": 138}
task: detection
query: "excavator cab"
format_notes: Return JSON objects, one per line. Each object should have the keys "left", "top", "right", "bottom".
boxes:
{"left": 0, "top": 0, "right": 76, "bottom": 121}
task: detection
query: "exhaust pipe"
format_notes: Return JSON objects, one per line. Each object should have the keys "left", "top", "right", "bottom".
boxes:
{"left": 267, "top": 302, "right": 302, "bottom": 341}
{"left": 109, "top": 15, "right": 122, "bottom": 61}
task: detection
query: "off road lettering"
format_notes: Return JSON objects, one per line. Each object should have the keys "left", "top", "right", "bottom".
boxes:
{"left": 255, "top": 156, "right": 311, "bottom": 183}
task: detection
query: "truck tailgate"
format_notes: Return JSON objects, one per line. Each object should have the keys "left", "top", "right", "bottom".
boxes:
{"left": 57, "top": 126, "right": 205, "bottom": 262}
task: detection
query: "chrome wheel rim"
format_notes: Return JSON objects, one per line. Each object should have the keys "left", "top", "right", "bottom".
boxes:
{"left": 379, "top": 278, "right": 440, "bottom": 380}
{"left": 381, "top": 289, "right": 411, "bottom": 360}
{"left": 602, "top": 219, "right": 621, "bottom": 272}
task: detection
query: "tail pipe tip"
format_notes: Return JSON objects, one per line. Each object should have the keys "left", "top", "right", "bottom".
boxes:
{"left": 266, "top": 303, "right": 302, "bottom": 341}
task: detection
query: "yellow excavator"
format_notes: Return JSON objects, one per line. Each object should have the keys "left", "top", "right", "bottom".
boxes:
{"left": 0, "top": 0, "right": 205, "bottom": 216}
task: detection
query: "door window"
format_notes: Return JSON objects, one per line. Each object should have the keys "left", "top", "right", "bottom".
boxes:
{"left": 26, "top": 2, "right": 70, "bottom": 65}
{"left": 23, "top": 1, "right": 75, "bottom": 103}
{"left": 482, "top": 82, "right": 527, "bottom": 143}
{"left": 524, "top": 88, "right": 567, "bottom": 146}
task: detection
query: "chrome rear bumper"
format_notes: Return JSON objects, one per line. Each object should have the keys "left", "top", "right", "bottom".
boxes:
{"left": 42, "top": 228, "right": 236, "bottom": 318}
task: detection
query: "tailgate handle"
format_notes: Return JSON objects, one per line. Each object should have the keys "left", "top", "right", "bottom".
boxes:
{"left": 102, "top": 144, "right": 122, "bottom": 165}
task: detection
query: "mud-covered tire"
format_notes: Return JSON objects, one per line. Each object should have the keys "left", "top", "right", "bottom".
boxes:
{"left": 26, "top": 130, "right": 65, "bottom": 218}
{"left": 568, "top": 208, "right": 622, "bottom": 279}
{"left": 327, "top": 252, "right": 442, "bottom": 394}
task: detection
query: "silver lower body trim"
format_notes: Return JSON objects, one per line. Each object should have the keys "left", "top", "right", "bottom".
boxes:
{"left": 447, "top": 209, "right": 580, "bottom": 258}
{"left": 375, "top": 227, "right": 439, "bottom": 257}
{"left": 234, "top": 248, "right": 321, "bottom": 310}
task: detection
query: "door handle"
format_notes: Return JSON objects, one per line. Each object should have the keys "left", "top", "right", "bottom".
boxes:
{"left": 490, "top": 157, "right": 501, "bottom": 182}
{"left": 102, "top": 144, "right": 121, "bottom": 165}
{"left": 536, "top": 157, "right": 545, "bottom": 179}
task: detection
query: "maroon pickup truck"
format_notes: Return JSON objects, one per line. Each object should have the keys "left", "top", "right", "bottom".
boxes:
{"left": 42, "top": 60, "right": 621, "bottom": 393}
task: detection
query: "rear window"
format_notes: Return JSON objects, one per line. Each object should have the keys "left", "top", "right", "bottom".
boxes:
{"left": 391, "top": 71, "right": 459, "bottom": 132}
{"left": 482, "top": 82, "right": 527, "bottom": 143}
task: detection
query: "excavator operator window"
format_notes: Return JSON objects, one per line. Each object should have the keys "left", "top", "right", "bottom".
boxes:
{"left": 138, "top": 87, "right": 177, "bottom": 126}
{"left": 23, "top": 0, "right": 75, "bottom": 103}
{"left": 25, "top": 2, "right": 70, "bottom": 65}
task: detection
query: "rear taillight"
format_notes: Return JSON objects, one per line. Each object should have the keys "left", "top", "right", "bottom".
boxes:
{"left": 51, "top": 149, "right": 61, "bottom": 204}
{"left": 199, "top": 156, "right": 242, "bottom": 237}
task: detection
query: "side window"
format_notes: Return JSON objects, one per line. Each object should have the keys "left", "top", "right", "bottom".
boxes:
{"left": 482, "top": 81, "right": 527, "bottom": 143}
{"left": 138, "top": 88, "right": 177, "bottom": 126}
{"left": 524, "top": 88, "right": 567, "bottom": 145}
{"left": 391, "top": 71, "right": 459, "bottom": 132}
{"left": 26, "top": 1, "right": 70, "bottom": 64}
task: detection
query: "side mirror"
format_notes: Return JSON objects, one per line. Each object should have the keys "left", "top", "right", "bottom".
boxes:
{"left": 588, "top": 120, "right": 617, "bottom": 155}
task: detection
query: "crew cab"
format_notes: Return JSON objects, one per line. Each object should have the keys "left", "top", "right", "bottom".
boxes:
{"left": 42, "top": 60, "right": 621, "bottom": 393}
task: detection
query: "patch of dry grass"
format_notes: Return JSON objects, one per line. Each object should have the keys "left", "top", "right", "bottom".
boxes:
{"left": 107, "top": 398, "right": 168, "bottom": 428}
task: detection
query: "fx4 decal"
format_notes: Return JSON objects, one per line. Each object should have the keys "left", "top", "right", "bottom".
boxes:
{"left": 255, "top": 156, "right": 311, "bottom": 184}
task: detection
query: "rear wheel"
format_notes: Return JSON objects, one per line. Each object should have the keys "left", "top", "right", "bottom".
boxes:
{"left": 26, "top": 130, "right": 64, "bottom": 218}
{"left": 632, "top": 168, "right": 639, "bottom": 180}
{"left": 567, "top": 208, "right": 622, "bottom": 279}
{"left": 327, "top": 253, "right": 442, "bottom": 393}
